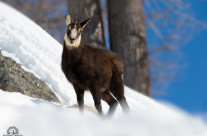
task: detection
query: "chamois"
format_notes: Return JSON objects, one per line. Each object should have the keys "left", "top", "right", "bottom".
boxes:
{"left": 61, "top": 14, "right": 129, "bottom": 115}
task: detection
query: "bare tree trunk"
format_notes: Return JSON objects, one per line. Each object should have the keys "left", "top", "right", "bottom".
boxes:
{"left": 67, "top": 0, "right": 105, "bottom": 48}
{"left": 108, "top": 0, "right": 150, "bottom": 96}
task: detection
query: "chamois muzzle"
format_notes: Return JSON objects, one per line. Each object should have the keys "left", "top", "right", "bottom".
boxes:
{"left": 69, "top": 37, "right": 75, "bottom": 43}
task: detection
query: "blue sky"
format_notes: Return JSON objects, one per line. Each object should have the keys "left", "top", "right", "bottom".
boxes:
{"left": 152, "top": 1, "right": 207, "bottom": 114}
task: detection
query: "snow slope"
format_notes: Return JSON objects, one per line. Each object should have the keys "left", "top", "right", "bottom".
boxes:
{"left": 1, "top": 89, "right": 207, "bottom": 136}
{"left": 0, "top": 2, "right": 207, "bottom": 136}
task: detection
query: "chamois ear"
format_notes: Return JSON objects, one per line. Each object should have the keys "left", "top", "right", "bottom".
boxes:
{"left": 80, "top": 18, "right": 91, "bottom": 29}
{"left": 66, "top": 14, "right": 72, "bottom": 26}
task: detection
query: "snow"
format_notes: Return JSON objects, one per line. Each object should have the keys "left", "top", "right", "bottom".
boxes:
{"left": 0, "top": 1, "right": 73, "bottom": 104}
{"left": 0, "top": 2, "right": 207, "bottom": 136}
{"left": 1, "top": 89, "right": 207, "bottom": 136}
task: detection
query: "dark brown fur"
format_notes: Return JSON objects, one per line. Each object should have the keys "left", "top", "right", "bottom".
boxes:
{"left": 61, "top": 15, "right": 129, "bottom": 115}
{"left": 62, "top": 43, "right": 129, "bottom": 115}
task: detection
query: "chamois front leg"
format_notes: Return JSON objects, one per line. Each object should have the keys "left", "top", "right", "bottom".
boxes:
{"left": 73, "top": 84, "right": 84, "bottom": 112}
{"left": 90, "top": 86, "right": 103, "bottom": 115}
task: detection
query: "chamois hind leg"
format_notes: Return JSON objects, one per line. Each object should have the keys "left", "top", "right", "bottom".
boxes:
{"left": 90, "top": 85, "right": 103, "bottom": 115}
{"left": 101, "top": 90, "right": 118, "bottom": 116}
{"left": 110, "top": 74, "right": 130, "bottom": 112}
{"left": 73, "top": 84, "right": 84, "bottom": 112}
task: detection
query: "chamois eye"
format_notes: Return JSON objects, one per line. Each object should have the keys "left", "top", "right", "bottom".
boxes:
{"left": 67, "top": 30, "right": 70, "bottom": 35}
{"left": 78, "top": 28, "right": 82, "bottom": 33}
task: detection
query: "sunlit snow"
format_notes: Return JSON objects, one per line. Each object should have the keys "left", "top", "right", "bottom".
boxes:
{"left": 0, "top": 2, "right": 207, "bottom": 136}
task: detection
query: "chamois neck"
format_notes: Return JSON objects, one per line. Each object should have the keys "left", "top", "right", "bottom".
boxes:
{"left": 62, "top": 41, "right": 82, "bottom": 65}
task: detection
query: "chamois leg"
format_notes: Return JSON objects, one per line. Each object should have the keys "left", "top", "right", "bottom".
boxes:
{"left": 73, "top": 85, "right": 84, "bottom": 112}
{"left": 110, "top": 75, "right": 130, "bottom": 112}
{"left": 101, "top": 91, "right": 118, "bottom": 116}
{"left": 90, "top": 86, "right": 103, "bottom": 115}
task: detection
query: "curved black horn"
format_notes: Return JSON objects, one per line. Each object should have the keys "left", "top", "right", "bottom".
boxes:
{"left": 78, "top": 8, "right": 86, "bottom": 23}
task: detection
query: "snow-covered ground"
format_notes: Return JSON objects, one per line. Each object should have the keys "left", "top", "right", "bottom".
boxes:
{"left": 0, "top": 2, "right": 207, "bottom": 136}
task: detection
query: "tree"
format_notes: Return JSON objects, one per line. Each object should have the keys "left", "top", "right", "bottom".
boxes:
{"left": 66, "top": 0, "right": 150, "bottom": 95}
{"left": 66, "top": 0, "right": 105, "bottom": 48}
{"left": 143, "top": 0, "right": 207, "bottom": 94}
{"left": 108, "top": 0, "right": 150, "bottom": 96}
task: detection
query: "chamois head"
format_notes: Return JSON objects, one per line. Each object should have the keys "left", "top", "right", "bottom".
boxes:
{"left": 64, "top": 14, "right": 90, "bottom": 48}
